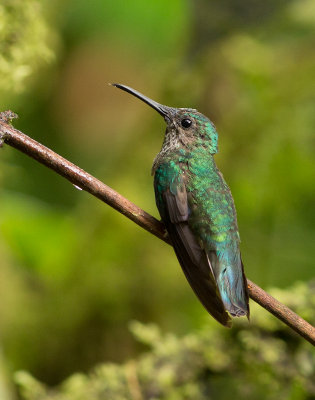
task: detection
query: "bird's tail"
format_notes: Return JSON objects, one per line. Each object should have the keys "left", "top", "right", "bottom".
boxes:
{"left": 209, "top": 252, "right": 249, "bottom": 318}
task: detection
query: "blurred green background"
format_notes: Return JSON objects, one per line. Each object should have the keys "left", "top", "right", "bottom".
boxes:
{"left": 0, "top": 0, "right": 314, "bottom": 398}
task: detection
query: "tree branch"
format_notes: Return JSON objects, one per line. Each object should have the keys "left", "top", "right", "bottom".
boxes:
{"left": 1, "top": 111, "right": 314, "bottom": 346}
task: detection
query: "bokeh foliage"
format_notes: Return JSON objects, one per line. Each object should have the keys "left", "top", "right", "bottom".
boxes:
{"left": 16, "top": 282, "right": 315, "bottom": 400}
{"left": 0, "top": 0, "right": 314, "bottom": 398}
{"left": 0, "top": 0, "right": 54, "bottom": 96}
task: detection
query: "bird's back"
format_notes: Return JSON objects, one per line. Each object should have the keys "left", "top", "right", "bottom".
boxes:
{"left": 186, "top": 148, "right": 249, "bottom": 317}
{"left": 154, "top": 147, "right": 249, "bottom": 323}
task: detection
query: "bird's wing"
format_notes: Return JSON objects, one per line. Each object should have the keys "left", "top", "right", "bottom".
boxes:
{"left": 160, "top": 183, "right": 232, "bottom": 327}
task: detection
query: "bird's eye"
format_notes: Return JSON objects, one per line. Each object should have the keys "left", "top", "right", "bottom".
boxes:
{"left": 181, "top": 118, "right": 192, "bottom": 129}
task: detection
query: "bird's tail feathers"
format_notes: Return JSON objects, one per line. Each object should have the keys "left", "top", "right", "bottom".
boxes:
{"left": 209, "top": 252, "right": 249, "bottom": 318}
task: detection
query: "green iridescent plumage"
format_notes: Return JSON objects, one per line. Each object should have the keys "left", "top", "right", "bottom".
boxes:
{"left": 113, "top": 84, "right": 249, "bottom": 327}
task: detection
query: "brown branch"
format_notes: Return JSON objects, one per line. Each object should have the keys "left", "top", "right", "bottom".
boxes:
{"left": 0, "top": 111, "right": 314, "bottom": 346}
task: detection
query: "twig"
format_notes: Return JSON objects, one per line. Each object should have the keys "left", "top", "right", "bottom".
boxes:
{"left": 0, "top": 112, "right": 314, "bottom": 346}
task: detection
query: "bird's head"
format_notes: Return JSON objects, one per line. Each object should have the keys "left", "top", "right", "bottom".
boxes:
{"left": 112, "top": 84, "right": 218, "bottom": 154}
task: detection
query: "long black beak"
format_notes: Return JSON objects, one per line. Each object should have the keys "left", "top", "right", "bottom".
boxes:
{"left": 111, "top": 83, "right": 176, "bottom": 120}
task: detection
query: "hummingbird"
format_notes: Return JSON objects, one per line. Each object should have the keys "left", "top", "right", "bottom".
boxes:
{"left": 112, "top": 84, "right": 249, "bottom": 327}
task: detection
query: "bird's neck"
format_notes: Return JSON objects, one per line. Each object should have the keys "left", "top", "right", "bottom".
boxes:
{"left": 152, "top": 142, "right": 217, "bottom": 176}
{"left": 152, "top": 128, "right": 181, "bottom": 174}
